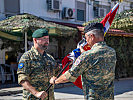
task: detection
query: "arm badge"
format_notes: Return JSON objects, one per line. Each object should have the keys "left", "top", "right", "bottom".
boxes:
{"left": 18, "top": 63, "right": 24, "bottom": 69}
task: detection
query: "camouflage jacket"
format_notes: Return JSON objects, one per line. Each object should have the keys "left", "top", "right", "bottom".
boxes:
{"left": 17, "top": 46, "right": 58, "bottom": 100}
{"left": 64, "top": 41, "right": 117, "bottom": 100}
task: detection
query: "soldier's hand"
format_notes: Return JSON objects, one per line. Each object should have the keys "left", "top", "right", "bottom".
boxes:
{"left": 50, "top": 76, "right": 57, "bottom": 84}
{"left": 35, "top": 91, "right": 48, "bottom": 100}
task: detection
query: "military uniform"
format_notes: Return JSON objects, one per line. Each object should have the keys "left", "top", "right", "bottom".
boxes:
{"left": 64, "top": 41, "right": 117, "bottom": 100}
{"left": 17, "top": 46, "right": 58, "bottom": 100}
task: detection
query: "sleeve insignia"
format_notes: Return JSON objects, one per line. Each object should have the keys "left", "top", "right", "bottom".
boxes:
{"left": 18, "top": 63, "right": 24, "bottom": 69}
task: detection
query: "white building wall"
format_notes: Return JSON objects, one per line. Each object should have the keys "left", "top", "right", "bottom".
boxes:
{"left": 86, "top": 1, "right": 89, "bottom": 22}
{"left": 0, "top": 0, "right": 132, "bottom": 23}
{"left": 111, "top": 1, "right": 131, "bottom": 14}
{"left": 77, "top": 0, "right": 86, "bottom": 2}
{"left": 88, "top": 0, "right": 111, "bottom": 21}
{"left": 20, "top": 0, "right": 76, "bottom": 19}
{"left": 20, "top": 0, "right": 85, "bottom": 24}
{"left": 62, "top": 0, "right": 75, "bottom": 8}
{"left": 0, "top": 0, "right": 6, "bottom": 20}
{"left": 88, "top": 0, "right": 94, "bottom": 21}
{"left": 98, "top": 0, "right": 111, "bottom": 6}
{"left": 19, "top": 0, "right": 133, "bottom": 23}
{"left": 88, "top": 3, "right": 94, "bottom": 21}
{"left": 119, "top": 2, "right": 131, "bottom": 13}
{"left": 20, "top": 0, "right": 59, "bottom": 18}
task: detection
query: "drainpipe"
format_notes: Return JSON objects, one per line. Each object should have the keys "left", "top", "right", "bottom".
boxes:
{"left": 25, "top": 32, "right": 27, "bottom": 52}
{"left": 86, "top": 0, "right": 89, "bottom": 22}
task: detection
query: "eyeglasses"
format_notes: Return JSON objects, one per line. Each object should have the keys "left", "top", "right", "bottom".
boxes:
{"left": 36, "top": 38, "right": 49, "bottom": 41}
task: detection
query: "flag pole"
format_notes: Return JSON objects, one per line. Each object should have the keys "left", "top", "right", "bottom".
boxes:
{"left": 45, "top": 61, "right": 72, "bottom": 92}
{"left": 25, "top": 32, "right": 27, "bottom": 52}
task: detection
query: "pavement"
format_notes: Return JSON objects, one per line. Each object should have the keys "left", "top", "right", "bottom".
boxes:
{"left": 0, "top": 78, "right": 133, "bottom": 100}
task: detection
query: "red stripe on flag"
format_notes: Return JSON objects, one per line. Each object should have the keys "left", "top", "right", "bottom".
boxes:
{"left": 62, "top": 54, "right": 83, "bottom": 89}
{"left": 109, "top": 5, "right": 119, "bottom": 25}
{"left": 100, "top": 11, "right": 111, "bottom": 27}
{"left": 73, "top": 75, "right": 82, "bottom": 89}
{"left": 100, "top": 3, "right": 119, "bottom": 28}
{"left": 62, "top": 54, "right": 71, "bottom": 74}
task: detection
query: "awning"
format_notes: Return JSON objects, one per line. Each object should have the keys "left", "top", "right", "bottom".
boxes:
{"left": 107, "top": 29, "right": 133, "bottom": 37}
{"left": 0, "top": 13, "right": 78, "bottom": 41}
{"left": 0, "top": 30, "right": 23, "bottom": 41}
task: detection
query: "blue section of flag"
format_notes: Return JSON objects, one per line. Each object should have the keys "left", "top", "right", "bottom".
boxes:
{"left": 73, "top": 48, "right": 81, "bottom": 58}
{"left": 104, "top": 27, "right": 106, "bottom": 33}
{"left": 18, "top": 63, "right": 24, "bottom": 69}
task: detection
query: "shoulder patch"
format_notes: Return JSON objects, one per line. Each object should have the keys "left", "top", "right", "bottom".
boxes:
{"left": 18, "top": 63, "right": 24, "bottom": 69}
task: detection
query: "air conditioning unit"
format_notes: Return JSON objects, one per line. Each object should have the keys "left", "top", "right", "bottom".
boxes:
{"left": 47, "top": 0, "right": 61, "bottom": 11}
{"left": 62, "top": 7, "right": 75, "bottom": 19}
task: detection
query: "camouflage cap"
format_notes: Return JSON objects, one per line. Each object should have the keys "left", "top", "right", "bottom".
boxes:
{"left": 32, "top": 28, "right": 48, "bottom": 38}
{"left": 84, "top": 23, "right": 104, "bottom": 34}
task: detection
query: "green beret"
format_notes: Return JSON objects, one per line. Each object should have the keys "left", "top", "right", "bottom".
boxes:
{"left": 32, "top": 28, "right": 48, "bottom": 38}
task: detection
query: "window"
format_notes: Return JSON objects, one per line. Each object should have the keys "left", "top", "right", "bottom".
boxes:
{"left": 76, "top": 1, "right": 86, "bottom": 21}
{"left": 93, "top": 1, "right": 99, "bottom": 18}
{"left": 99, "top": 8, "right": 106, "bottom": 17}
{"left": 94, "top": 7, "right": 99, "bottom": 18}
{"left": 77, "top": 9, "right": 85, "bottom": 21}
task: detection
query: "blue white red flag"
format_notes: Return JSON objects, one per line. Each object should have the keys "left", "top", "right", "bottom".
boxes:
{"left": 62, "top": 38, "right": 90, "bottom": 89}
{"left": 62, "top": 3, "right": 119, "bottom": 89}
{"left": 68, "top": 38, "right": 90, "bottom": 62}
{"left": 100, "top": 3, "right": 119, "bottom": 36}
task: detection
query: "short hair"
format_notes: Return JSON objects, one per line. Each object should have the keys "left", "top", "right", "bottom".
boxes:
{"left": 86, "top": 29, "right": 104, "bottom": 38}
{"left": 84, "top": 23, "right": 104, "bottom": 34}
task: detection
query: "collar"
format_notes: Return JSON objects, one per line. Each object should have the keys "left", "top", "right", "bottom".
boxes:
{"left": 91, "top": 41, "right": 106, "bottom": 50}
{"left": 31, "top": 46, "right": 47, "bottom": 57}
{"left": 31, "top": 46, "right": 42, "bottom": 57}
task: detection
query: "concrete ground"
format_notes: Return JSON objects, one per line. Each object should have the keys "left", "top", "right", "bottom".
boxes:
{"left": 0, "top": 78, "right": 133, "bottom": 100}
{"left": 114, "top": 78, "right": 133, "bottom": 100}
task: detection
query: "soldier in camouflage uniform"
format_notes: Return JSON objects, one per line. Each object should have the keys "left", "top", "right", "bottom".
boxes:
{"left": 17, "top": 28, "right": 59, "bottom": 100}
{"left": 50, "top": 23, "right": 117, "bottom": 100}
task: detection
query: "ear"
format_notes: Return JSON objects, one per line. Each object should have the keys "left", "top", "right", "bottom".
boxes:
{"left": 90, "top": 34, "right": 95, "bottom": 40}
{"left": 33, "top": 38, "right": 37, "bottom": 43}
